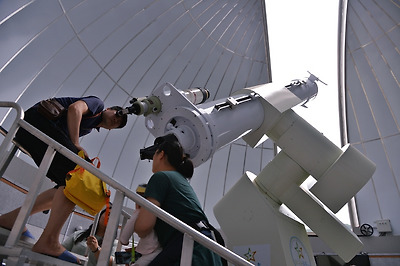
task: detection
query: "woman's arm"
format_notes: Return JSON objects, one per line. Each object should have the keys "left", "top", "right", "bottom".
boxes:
{"left": 119, "top": 209, "right": 139, "bottom": 245}
{"left": 134, "top": 197, "right": 159, "bottom": 238}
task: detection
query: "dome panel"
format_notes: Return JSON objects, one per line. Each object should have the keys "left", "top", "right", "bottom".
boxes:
{"left": 344, "top": 0, "right": 400, "bottom": 235}
{"left": 57, "top": 57, "right": 103, "bottom": 97}
{"left": 66, "top": 0, "right": 122, "bottom": 33}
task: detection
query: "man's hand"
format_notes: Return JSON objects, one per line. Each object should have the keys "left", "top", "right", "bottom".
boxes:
{"left": 75, "top": 144, "right": 89, "bottom": 159}
{"left": 87, "top": 235, "right": 100, "bottom": 253}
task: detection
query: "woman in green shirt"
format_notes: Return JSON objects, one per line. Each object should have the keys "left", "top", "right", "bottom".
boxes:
{"left": 134, "top": 134, "right": 223, "bottom": 266}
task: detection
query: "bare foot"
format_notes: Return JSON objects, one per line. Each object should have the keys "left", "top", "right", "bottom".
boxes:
{"left": 31, "top": 239, "right": 66, "bottom": 257}
{"left": 32, "top": 243, "right": 81, "bottom": 264}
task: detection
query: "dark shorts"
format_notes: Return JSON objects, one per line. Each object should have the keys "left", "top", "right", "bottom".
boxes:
{"left": 15, "top": 108, "right": 79, "bottom": 187}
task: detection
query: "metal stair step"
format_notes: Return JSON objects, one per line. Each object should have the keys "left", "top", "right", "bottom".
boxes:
{"left": 0, "top": 228, "right": 87, "bottom": 265}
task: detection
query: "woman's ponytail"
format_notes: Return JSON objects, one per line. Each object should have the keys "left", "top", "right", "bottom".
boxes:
{"left": 156, "top": 134, "right": 195, "bottom": 179}
{"left": 177, "top": 156, "right": 194, "bottom": 179}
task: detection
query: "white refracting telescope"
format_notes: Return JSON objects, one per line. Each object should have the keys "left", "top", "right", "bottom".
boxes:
{"left": 126, "top": 74, "right": 376, "bottom": 266}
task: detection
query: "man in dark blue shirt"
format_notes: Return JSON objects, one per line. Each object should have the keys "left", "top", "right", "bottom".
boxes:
{"left": 0, "top": 96, "right": 127, "bottom": 263}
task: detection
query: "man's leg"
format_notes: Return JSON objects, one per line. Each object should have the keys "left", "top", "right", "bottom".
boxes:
{"left": 0, "top": 188, "right": 57, "bottom": 230}
{"left": 31, "top": 186, "right": 75, "bottom": 256}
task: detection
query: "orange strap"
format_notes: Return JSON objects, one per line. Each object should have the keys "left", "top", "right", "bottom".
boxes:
{"left": 104, "top": 197, "right": 110, "bottom": 226}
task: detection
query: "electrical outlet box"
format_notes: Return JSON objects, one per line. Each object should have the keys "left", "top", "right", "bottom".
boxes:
{"left": 375, "top": 219, "right": 392, "bottom": 233}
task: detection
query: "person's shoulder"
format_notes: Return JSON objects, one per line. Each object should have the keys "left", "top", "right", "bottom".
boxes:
{"left": 156, "top": 171, "right": 188, "bottom": 187}
{"left": 82, "top": 96, "right": 101, "bottom": 102}
{"left": 84, "top": 95, "right": 100, "bottom": 99}
{"left": 148, "top": 171, "right": 173, "bottom": 186}
{"left": 80, "top": 96, "right": 104, "bottom": 113}
{"left": 54, "top": 96, "right": 101, "bottom": 105}
{"left": 166, "top": 171, "right": 186, "bottom": 180}
{"left": 153, "top": 171, "right": 180, "bottom": 179}
{"left": 53, "top": 97, "right": 79, "bottom": 107}
{"left": 151, "top": 171, "right": 169, "bottom": 180}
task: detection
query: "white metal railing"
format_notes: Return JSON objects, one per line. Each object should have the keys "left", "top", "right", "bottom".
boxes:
{"left": 0, "top": 101, "right": 253, "bottom": 266}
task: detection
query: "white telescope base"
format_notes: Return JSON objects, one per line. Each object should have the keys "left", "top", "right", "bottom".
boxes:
{"left": 214, "top": 173, "right": 316, "bottom": 266}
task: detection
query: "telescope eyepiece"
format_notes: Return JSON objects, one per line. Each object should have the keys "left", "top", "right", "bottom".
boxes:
{"left": 116, "top": 109, "right": 124, "bottom": 117}
{"left": 140, "top": 145, "right": 158, "bottom": 160}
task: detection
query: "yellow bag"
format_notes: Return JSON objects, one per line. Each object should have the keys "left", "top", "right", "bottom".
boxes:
{"left": 64, "top": 151, "right": 110, "bottom": 216}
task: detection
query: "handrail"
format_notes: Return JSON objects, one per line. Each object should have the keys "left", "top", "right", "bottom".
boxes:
{"left": 0, "top": 125, "right": 30, "bottom": 156}
{"left": 0, "top": 102, "right": 24, "bottom": 168}
{"left": 0, "top": 102, "right": 253, "bottom": 266}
